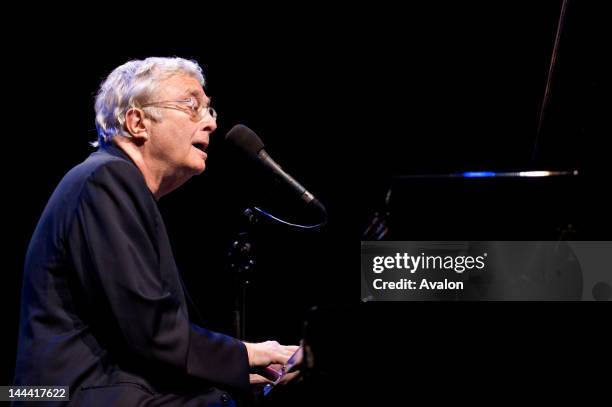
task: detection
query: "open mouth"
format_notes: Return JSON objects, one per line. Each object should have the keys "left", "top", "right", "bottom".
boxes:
{"left": 192, "top": 142, "right": 208, "bottom": 153}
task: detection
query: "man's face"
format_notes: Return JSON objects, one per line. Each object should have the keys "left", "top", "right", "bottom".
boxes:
{"left": 145, "top": 74, "right": 216, "bottom": 180}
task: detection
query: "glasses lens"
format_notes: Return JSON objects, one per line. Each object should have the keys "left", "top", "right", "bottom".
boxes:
{"left": 208, "top": 107, "right": 217, "bottom": 119}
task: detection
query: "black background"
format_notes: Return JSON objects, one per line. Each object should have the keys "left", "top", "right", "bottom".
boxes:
{"left": 2, "top": 1, "right": 609, "bottom": 402}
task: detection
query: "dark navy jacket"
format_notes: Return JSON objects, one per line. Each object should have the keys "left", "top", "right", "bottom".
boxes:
{"left": 14, "top": 144, "right": 249, "bottom": 406}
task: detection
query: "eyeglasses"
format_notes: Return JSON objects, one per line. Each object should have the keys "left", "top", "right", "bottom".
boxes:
{"left": 141, "top": 97, "right": 217, "bottom": 122}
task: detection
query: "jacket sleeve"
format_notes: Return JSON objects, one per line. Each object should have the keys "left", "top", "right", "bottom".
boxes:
{"left": 67, "top": 160, "right": 249, "bottom": 391}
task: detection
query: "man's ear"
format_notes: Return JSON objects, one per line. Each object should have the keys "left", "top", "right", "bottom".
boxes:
{"left": 124, "top": 107, "right": 149, "bottom": 143}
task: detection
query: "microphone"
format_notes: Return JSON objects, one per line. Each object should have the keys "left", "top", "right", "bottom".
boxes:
{"left": 225, "top": 124, "right": 327, "bottom": 214}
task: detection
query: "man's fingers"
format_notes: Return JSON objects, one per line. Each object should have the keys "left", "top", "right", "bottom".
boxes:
{"left": 277, "top": 370, "right": 301, "bottom": 386}
{"left": 245, "top": 340, "right": 303, "bottom": 367}
{"left": 256, "top": 365, "right": 283, "bottom": 381}
{"left": 273, "top": 347, "right": 297, "bottom": 365}
{"left": 286, "top": 345, "right": 300, "bottom": 352}
{"left": 249, "top": 373, "right": 273, "bottom": 385}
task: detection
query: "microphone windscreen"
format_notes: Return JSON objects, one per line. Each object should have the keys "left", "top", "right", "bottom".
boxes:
{"left": 225, "top": 124, "right": 264, "bottom": 159}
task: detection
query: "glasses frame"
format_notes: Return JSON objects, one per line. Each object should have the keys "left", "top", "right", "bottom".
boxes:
{"left": 141, "top": 97, "right": 217, "bottom": 121}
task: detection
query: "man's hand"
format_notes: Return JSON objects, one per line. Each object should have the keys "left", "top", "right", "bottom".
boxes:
{"left": 243, "top": 341, "right": 299, "bottom": 368}
{"left": 244, "top": 341, "right": 302, "bottom": 387}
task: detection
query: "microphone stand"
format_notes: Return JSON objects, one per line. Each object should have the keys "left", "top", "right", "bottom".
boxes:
{"left": 228, "top": 208, "right": 260, "bottom": 340}
{"left": 227, "top": 205, "right": 328, "bottom": 340}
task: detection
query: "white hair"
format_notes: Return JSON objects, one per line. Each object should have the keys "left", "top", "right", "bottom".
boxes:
{"left": 93, "top": 57, "right": 205, "bottom": 147}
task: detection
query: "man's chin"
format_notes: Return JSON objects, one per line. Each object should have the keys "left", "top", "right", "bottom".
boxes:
{"left": 192, "top": 162, "right": 206, "bottom": 175}
{"left": 190, "top": 153, "right": 207, "bottom": 174}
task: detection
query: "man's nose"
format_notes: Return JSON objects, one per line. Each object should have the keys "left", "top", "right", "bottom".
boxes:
{"left": 200, "top": 116, "right": 217, "bottom": 133}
